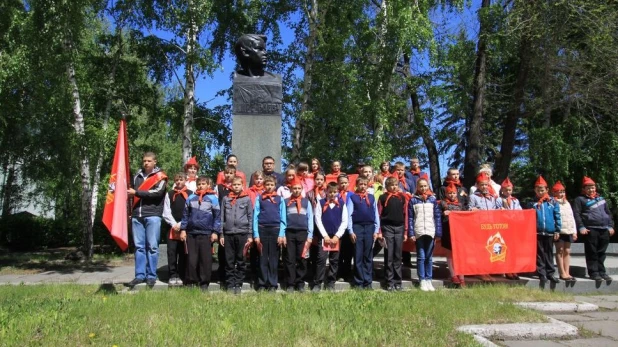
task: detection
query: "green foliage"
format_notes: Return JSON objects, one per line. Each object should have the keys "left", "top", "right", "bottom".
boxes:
{"left": 0, "top": 214, "right": 75, "bottom": 251}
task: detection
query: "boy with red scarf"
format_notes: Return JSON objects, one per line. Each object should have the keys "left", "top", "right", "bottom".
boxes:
{"left": 573, "top": 176, "right": 615, "bottom": 282}
{"left": 378, "top": 177, "right": 408, "bottom": 291}
{"left": 179, "top": 176, "right": 220, "bottom": 290}
{"left": 439, "top": 182, "right": 466, "bottom": 287}
{"left": 438, "top": 168, "right": 468, "bottom": 209}
{"left": 220, "top": 177, "right": 253, "bottom": 294}
{"left": 347, "top": 177, "right": 380, "bottom": 289}
{"left": 127, "top": 152, "right": 168, "bottom": 288}
{"left": 253, "top": 176, "right": 286, "bottom": 291}
{"left": 313, "top": 182, "right": 347, "bottom": 291}
{"left": 468, "top": 172, "right": 499, "bottom": 282}
{"left": 528, "top": 176, "right": 561, "bottom": 284}
{"left": 216, "top": 154, "right": 247, "bottom": 187}
{"left": 325, "top": 160, "right": 343, "bottom": 185}
{"left": 162, "top": 172, "right": 193, "bottom": 286}
{"left": 282, "top": 178, "right": 314, "bottom": 292}
{"left": 393, "top": 161, "right": 411, "bottom": 194}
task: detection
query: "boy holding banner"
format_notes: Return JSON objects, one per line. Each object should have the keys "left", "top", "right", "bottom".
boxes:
{"left": 127, "top": 152, "right": 168, "bottom": 288}
{"left": 530, "top": 176, "right": 561, "bottom": 284}
{"left": 469, "top": 172, "right": 499, "bottom": 282}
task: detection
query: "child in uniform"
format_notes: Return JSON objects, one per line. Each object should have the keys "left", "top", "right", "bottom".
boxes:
{"left": 552, "top": 180, "right": 578, "bottom": 282}
{"left": 439, "top": 182, "right": 465, "bottom": 287}
{"left": 179, "top": 176, "right": 220, "bottom": 291}
{"left": 220, "top": 177, "right": 253, "bottom": 294}
{"left": 282, "top": 178, "right": 314, "bottom": 292}
{"left": 378, "top": 177, "right": 408, "bottom": 291}
{"left": 529, "top": 176, "right": 561, "bottom": 284}
{"left": 162, "top": 172, "right": 193, "bottom": 286}
{"left": 253, "top": 176, "right": 286, "bottom": 291}
{"left": 408, "top": 178, "right": 442, "bottom": 291}
{"left": 216, "top": 165, "right": 236, "bottom": 287}
{"left": 313, "top": 182, "right": 348, "bottom": 291}
{"left": 573, "top": 176, "right": 615, "bottom": 282}
{"left": 347, "top": 177, "right": 380, "bottom": 289}
{"left": 496, "top": 177, "right": 522, "bottom": 280}
{"left": 184, "top": 156, "right": 199, "bottom": 192}
{"left": 337, "top": 174, "right": 354, "bottom": 281}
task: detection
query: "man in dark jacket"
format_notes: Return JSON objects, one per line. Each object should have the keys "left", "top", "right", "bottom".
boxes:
{"left": 127, "top": 152, "right": 167, "bottom": 287}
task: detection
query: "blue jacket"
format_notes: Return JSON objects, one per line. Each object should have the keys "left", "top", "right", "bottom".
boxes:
{"left": 180, "top": 193, "right": 221, "bottom": 235}
{"left": 252, "top": 195, "right": 287, "bottom": 238}
{"left": 572, "top": 195, "right": 614, "bottom": 232}
{"left": 529, "top": 197, "right": 562, "bottom": 235}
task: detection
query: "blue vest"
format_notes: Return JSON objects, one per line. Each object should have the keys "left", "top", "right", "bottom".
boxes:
{"left": 320, "top": 198, "right": 344, "bottom": 236}
{"left": 258, "top": 195, "right": 282, "bottom": 226}
{"left": 350, "top": 193, "right": 376, "bottom": 225}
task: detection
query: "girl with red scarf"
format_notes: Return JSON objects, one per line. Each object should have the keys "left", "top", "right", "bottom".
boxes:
{"left": 439, "top": 182, "right": 466, "bottom": 287}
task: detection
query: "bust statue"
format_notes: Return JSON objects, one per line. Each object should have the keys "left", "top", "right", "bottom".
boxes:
{"left": 234, "top": 34, "right": 274, "bottom": 78}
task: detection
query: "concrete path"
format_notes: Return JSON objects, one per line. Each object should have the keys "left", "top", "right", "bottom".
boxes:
{"left": 499, "top": 295, "right": 618, "bottom": 346}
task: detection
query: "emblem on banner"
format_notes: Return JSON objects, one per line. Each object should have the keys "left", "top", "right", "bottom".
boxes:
{"left": 485, "top": 232, "right": 507, "bottom": 262}
{"left": 106, "top": 174, "right": 117, "bottom": 204}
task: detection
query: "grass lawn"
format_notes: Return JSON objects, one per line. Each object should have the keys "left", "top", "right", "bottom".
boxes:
{"left": 0, "top": 285, "right": 572, "bottom": 346}
{"left": 0, "top": 249, "right": 132, "bottom": 275}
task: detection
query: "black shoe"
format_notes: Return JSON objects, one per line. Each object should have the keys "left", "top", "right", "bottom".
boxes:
{"left": 324, "top": 284, "right": 335, "bottom": 291}
{"left": 538, "top": 276, "right": 547, "bottom": 282}
{"left": 591, "top": 274, "right": 603, "bottom": 281}
{"left": 200, "top": 284, "right": 209, "bottom": 292}
{"left": 548, "top": 276, "right": 560, "bottom": 284}
{"left": 311, "top": 286, "right": 321, "bottom": 293}
{"left": 146, "top": 279, "right": 157, "bottom": 287}
{"left": 297, "top": 286, "right": 306, "bottom": 293}
{"left": 600, "top": 274, "right": 612, "bottom": 281}
{"left": 233, "top": 287, "right": 241, "bottom": 295}
{"left": 394, "top": 285, "right": 403, "bottom": 291}
{"left": 386, "top": 286, "right": 395, "bottom": 292}
{"left": 268, "top": 287, "right": 277, "bottom": 292}
{"left": 127, "top": 278, "right": 146, "bottom": 287}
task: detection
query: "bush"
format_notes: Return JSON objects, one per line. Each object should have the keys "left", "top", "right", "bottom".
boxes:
{"left": 0, "top": 213, "right": 75, "bottom": 251}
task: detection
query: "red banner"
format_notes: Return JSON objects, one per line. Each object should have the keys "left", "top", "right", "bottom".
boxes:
{"left": 102, "top": 119, "right": 130, "bottom": 251}
{"left": 450, "top": 210, "right": 536, "bottom": 275}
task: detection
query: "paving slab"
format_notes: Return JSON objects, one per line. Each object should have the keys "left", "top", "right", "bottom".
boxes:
{"left": 579, "top": 311, "right": 618, "bottom": 320}
{"left": 458, "top": 318, "right": 578, "bottom": 340}
{"left": 560, "top": 337, "right": 618, "bottom": 347}
{"left": 549, "top": 315, "right": 599, "bottom": 323}
{"left": 515, "top": 302, "right": 598, "bottom": 313}
{"left": 574, "top": 321, "right": 618, "bottom": 340}
{"left": 501, "top": 340, "right": 564, "bottom": 347}
{"left": 574, "top": 296, "right": 618, "bottom": 310}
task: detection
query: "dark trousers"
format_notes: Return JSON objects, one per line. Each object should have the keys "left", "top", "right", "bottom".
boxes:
{"left": 217, "top": 241, "right": 226, "bottom": 286}
{"left": 315, "top": 237, "right": 340, "bottom": 288}
{"left": 582, "top": 228, "right": 610, "bottom": 277}
{"left": 166, "top": 238, "right": 186, "bottom": 281}
{"left": 186, "top": 233, "right": 212, "bottom": 286}
{"left": 258, "top": 226, "right": 280, "bottom": 289}
{"left": 284, "top": 228, "right": 308, "bottom": 289}
{"left": 249, "top": 242, "right": 260, "bottom": 284}
{"left": 382, "top": 224, "right": 404, "bottom": 287}
{"left": 536, "top": 234, "right": 556, "bottom": 278}
{"left": 353, "top": 223, "right": 374, "bottom": 287}
{"left": 338, "top": 231, "right": 354, "bottom": 280}
{"left": 224, "top": 233, "right": 249, "bottom": 289}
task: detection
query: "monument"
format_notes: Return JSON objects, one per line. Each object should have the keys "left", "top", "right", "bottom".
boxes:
{"left": 231, "top": 34, "right": 283, "bottom": 174}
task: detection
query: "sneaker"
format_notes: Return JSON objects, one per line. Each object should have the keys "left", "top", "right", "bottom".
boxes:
{"left": 146, "top": 279, "right": 156, "bottom": 288}
{"left": 286, "top": 287, "right": 295, "bottom": 293}
{"left": 601, "top": 274, "right": 612, "bottom": 281}
{"left": 419, "top": 280, "right": 429, "bottom": 292}
{"left": 127, "top": 278, "right": 146, "bottom": 287}
{"left": 426, "top": 280, "right": 436, "bottom": 291}
{"left": 394, "top": 285, "right": 403, "bottom": 292}
{"left": 233, "top": 287, "right": 241, "bottom": 295}
{"left": 386, "top": 286, "right": 395, "bottom": 292}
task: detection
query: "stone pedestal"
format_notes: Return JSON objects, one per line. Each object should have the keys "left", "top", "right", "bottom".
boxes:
{"left": 231, "top": 72, "right": 283, "bottom": 174}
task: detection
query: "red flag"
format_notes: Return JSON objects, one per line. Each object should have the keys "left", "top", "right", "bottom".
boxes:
{"left": 102, "top": 119, "right": 130, "bottom": 251}
{"left": 450, "top": 210, "right": 536, "bottom": 275}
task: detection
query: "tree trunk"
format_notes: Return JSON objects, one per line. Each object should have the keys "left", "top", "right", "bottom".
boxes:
{"left": 89, "top": 29, "right": 122, "bottom": 237}
{"left": 403, "top": 53, "right": 441, "bottom": 190}
{"left": 462, "top": 0, "right": 490, "bottom": 188}
{"left": 1, "top": 158, "right": 16, "bottom": 217}
{"left": 182, "top": 16, "right": 197, "bottom": 163}
{"left": 65, "top": 39, "right": 93, "bottom": 259}
{"left": 493, "top": 37, "right": 530, "bottom": 182}
{"left": 292, "top": 0, "right": 319, "bottom": 163}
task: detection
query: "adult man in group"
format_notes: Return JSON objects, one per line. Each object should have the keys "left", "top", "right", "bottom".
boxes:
{"left": 127, "top": 152, "right": 168, "bottom": 288}
{"left": 250, "top": 156, "right": 284, "bottom": 188}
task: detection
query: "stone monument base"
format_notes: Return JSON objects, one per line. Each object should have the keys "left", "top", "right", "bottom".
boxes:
{"left": 231, "top": 113, "right": 281, "bottom": 175}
